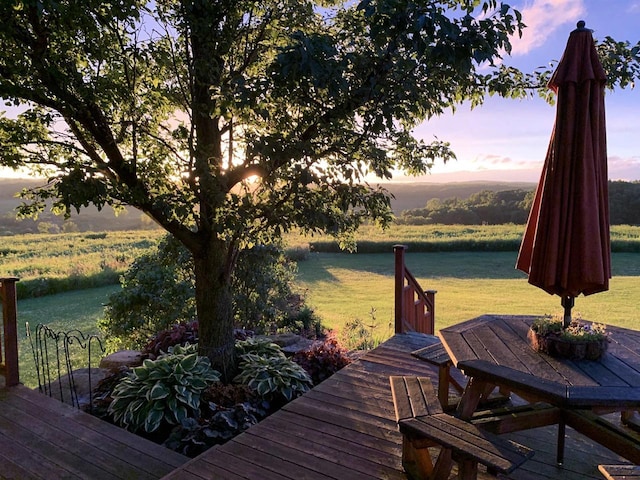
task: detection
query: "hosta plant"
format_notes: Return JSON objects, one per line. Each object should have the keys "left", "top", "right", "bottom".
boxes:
{"left": 108, "top": 344, "right": 221, "bottom": 433}
{"left": 234, "top": 353, "right": 313, "bottom": 402}
{"left": 235, "top": 337, "right": 285, "bottom": 359}
{"left": 164, "top": 401, "right": 266, "bottom": 457}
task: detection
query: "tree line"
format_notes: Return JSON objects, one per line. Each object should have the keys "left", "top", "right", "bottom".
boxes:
{"left": 396, "top": 181, "right": 640, "bottom": 226}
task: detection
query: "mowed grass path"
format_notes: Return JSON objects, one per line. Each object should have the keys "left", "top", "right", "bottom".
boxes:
{"left": 296, "top": 251, "right": 640, "bottom": 336}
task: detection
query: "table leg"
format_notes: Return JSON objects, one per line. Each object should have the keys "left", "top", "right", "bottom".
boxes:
{"left": 556, "top": 418, "right": 566, "bottom": 465}
{"left": 456, "top": 377, "right": 487, "bottom": 420}
{"left": 621, "top": 410, "right": 640, "bottom": 432}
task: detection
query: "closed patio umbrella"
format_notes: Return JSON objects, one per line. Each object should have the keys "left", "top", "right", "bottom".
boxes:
{"left": 516, "top": 21, "right": 610, "bottom": 328}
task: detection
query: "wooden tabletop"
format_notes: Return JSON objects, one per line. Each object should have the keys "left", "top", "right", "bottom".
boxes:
{"left": 438, "top": 315, "right": 640, "bottom": 408}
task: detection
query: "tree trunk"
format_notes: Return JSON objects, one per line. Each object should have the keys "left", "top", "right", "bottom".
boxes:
{"left": 193, "top": 244, "right": 236, "bottom": 382}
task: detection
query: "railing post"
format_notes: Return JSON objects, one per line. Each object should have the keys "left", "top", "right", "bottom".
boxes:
{"left": 394, "top": 245, "right": 406, "bottom": 334}
{"left": 1, "top": 277, "right": 20, "bottom": 386}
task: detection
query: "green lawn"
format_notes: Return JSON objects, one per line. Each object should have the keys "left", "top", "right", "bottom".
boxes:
{"left": 296, "top": 251, "right": 640, "bottom": 337}
{"left": 15, "top": 285, "right": 119, "bottom": 388}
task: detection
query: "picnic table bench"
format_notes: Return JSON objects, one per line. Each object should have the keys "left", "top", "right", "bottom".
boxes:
{"left": 598, "top": 464, "right": 640, "bottom": 480}
{"left": 390, "top": 375, "right": 533, "bottom": 480}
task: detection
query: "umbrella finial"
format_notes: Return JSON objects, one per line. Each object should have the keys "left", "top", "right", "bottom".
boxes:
{"left": 574, "top": 20, "right": 591, "bottom": 32}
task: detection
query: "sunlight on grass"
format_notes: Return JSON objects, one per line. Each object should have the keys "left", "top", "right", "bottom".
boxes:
{"left": 297, "top": 252, "right": 640, "bottom": 340}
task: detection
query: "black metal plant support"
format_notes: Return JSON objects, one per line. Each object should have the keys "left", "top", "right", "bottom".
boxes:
{"left": 27, "top": 323, "right": 105, "bottom": 413}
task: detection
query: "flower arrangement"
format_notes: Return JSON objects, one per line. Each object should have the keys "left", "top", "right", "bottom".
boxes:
{"left": 528, "top": 315, "right": 609, "bottom": 360}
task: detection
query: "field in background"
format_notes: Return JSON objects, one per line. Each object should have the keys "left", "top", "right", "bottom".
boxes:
{"left": 288, "top": 224, "right": 640, "bottom": 253}
{"left": 4, "top": 225, "right": 640, "bottom": 294}
{"left": 4, "top": 226, "right": 640, "bottom": 387}
{"left": 2, "top": 230, "right": 164, "bottom": 297}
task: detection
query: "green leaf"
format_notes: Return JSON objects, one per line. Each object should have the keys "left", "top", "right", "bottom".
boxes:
{"left": 148, "top": 383, "right": 170, "bottom": 400}
{"left": 144, "top": 409, "right": 165, "bottom": 433}
{"left": 180, "top": 353, "right": 199, "bottom": 371}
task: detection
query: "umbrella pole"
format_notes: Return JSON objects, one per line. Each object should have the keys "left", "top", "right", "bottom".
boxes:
{"left": 562, "top": 296, "right": 574, "bottom": 328}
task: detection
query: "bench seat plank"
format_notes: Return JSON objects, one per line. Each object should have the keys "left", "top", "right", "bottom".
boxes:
{"left": 399, "top": 415, "right": 532, "bottom": 474}
{"left": 390, "top": 375, "right": 443, "bottom": 422}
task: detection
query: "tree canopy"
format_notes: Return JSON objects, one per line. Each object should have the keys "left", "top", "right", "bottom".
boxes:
{"left": 1, "top": 0, "right": 638, "bottom": 375}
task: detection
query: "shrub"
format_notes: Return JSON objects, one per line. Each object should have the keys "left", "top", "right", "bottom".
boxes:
{"left": 141, "top": 321, "right": 199, "bottom": 360}
{"left": 232, "top": 243, "right": 299, "bottom": 333}
{"left": 339, "top": 308, "right": 390, "bottom": 351}
{"left": 292, "top": 335, "right": 351, "bottom": 385}
{"left": 276, "top": 303, "right": 324, "bottom": 338}
{"left": 100, "top": 235, "right": 196, "bottom": 351}
{"left": 234, "top": 353, "right": 313, "bottom": 402}
{"left": 100, "top": 235, "right": 313, "bottom": 351}
{"left": 108, "top": 344, "right": 221, "bottom": 433}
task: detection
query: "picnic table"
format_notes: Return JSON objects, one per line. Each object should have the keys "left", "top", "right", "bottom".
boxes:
{"left": 438, "top": 315, "right": 640, "bottom": 465}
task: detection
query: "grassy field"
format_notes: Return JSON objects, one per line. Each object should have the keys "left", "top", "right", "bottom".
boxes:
{"left": 5, "top": 225, "right": 640, "bottom": 388}
{"left": 15, "top": 285, "right": 119, "bottom": 388}
{"left": 288, "top": 224, "right": 640, "bottom": 252}
{"left": 1, "top": 230, "right": 164, "bottom": 297}
{"left": 296, "top": 251, "right": 640, "bottom": 340}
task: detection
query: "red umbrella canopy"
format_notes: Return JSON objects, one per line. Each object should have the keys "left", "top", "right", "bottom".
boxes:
{"left": 516, "top": 21, "right": 611, "bottom": 301}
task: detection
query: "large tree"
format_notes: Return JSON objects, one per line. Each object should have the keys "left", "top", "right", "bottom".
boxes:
{"left": 1, "top": 0, "right": 637, "bottom": 377}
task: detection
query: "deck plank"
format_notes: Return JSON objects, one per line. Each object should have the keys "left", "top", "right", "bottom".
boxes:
{"left": 0, "top": 384, "right": 187, "bottom": 479}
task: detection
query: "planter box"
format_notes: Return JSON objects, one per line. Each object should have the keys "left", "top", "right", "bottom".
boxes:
{"left": 528, "top": 328, "right": 608, "bottom": 361}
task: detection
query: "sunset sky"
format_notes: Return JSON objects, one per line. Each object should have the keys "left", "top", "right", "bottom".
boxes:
{"left": 1, "top": 0, "right": 638, "bottom": 183}
{"left": 411, "top": 0, "right": 640, "bottom": 184}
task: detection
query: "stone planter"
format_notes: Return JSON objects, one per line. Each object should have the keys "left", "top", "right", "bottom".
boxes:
{"left": 528, "top": 328, "right": 608, "bottom": 360}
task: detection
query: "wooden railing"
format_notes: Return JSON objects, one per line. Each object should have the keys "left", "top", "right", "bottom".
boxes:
{"left": 394, "top": 245, "right": 436, "bottom": 335}
{"left": 0, "top": 277, "right": 19, "bottom": 386}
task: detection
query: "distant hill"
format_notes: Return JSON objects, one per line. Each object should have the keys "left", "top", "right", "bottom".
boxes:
{"left": 0, "top": 178, "right": 158, "bottom": 235}
{"left": 378, "top": 181, "right": 536, "bottom": 214}
{"left": 0, "top": 177, "right": 535, "bottom": 234}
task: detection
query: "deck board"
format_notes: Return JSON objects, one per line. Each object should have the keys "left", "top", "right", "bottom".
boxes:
{"left": 0, "top": 384, "right": 187, "bottom": 480}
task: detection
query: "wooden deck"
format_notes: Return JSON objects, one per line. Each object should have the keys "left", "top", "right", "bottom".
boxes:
{"left": 162, "top": 333, "right": 633, "bottom": 480}
{"left": 0, "top": 333, "right": 634, "bottom": 479}
{"left": 0, "top": 383, "right": 187, "bottom": 479}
